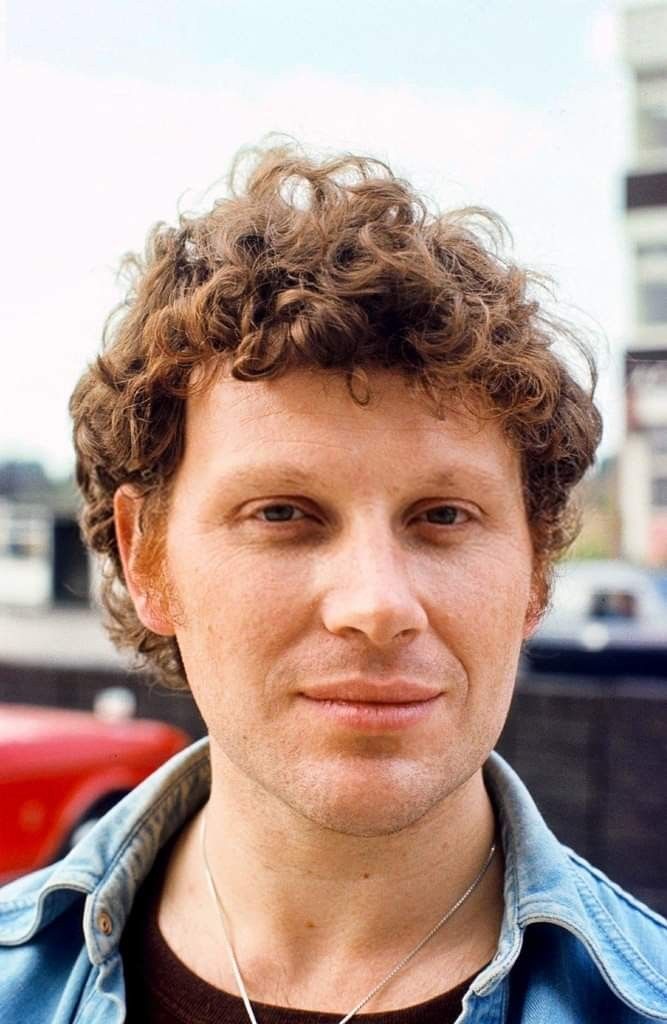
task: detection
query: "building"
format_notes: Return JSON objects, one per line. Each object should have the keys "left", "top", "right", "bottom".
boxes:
{"left": 0, "top": 462, "right": 90, "bottom": 609}
{"left": 621, "top": 2, "right": 667, "bottom": 565}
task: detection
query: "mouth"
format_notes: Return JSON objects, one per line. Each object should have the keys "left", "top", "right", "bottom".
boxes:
{"left": 300, "top": 679, "right": 442, "bottom": 703}
{"left": 298, "top": 683, "right": 443, "bottom": 733}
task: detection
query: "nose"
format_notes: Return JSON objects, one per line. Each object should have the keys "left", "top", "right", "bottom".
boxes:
{"left": 319, "top": 522, "right": 428, "bottom": 647}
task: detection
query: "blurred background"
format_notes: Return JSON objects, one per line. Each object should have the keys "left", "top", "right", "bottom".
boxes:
{"left": 1, "top": 1, "right": 666, "bottom": 911}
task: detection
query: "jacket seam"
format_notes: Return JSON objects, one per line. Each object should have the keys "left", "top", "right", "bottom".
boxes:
{"left": 471, "top": 790, "right": 524, "bottom": 998}
{"left": 74, "top": 959, "right": 125, "bottom": 1024}
{"left": 573, "top": 872, "right": 667, "bottom": 998}
{"left": 0, "top": 882, "right": 91, "bottom": 946}
{"left": 514, "top": 865, "right": 667, "bottom": 1004}
{"left": 0, "top": 747, "right": 209, "bottom": 948}
{"left": 0, "top": 873, "right": 98, "bottom": 914}
{"left": 520, "top": 910, "right": 667, "bottom": 1018}
{"left": 85, "top": 752, "right": 210, "bottom": 962}
{"left": 566, "top": 849, "right": 667, "bottom": 931}
{"left": 93, "top": 752, "right": 209, "bottom": 891}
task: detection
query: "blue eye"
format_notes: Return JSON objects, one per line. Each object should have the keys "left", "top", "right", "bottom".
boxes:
{"left": 258, "top": 504, "right": 305, "bottom": 522}
{"left": 424, "top": 506, "right": 464, "bottom": 525}
{"left": 254, "top": 503, "right": 467, "bottom": 528}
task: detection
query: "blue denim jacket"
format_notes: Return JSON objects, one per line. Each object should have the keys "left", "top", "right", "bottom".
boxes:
{"left": 1, "top": 739, "right": 666, "bottom": 1023}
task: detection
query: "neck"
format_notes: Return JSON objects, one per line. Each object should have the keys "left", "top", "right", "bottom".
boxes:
{"left": 159, "top": 741, "right": 504, "bottom": 1010}
{"left": 208, "top": 740, "right": 497, "bottom": 940}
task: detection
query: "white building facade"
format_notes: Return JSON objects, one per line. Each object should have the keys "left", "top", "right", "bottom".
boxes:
{"left": 621, "top": 2, "right": 667, "bottom": 565}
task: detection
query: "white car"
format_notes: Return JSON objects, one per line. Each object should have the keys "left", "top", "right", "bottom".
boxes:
{"left": 523, "top": 559, "right": 667, "bottom": 677}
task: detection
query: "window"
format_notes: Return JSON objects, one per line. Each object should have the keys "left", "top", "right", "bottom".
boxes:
{"left": 637, "top": 72, "right": 667, "bottom": 162}
{"left": 652, "top": 477, "right": 667, "bottom": 507}
{"left": 650, "top": 427, "right": 667, "bottom": 453}
{"left": 637, "top": 242, "right": 667, "bottom": 259}
{"left": 639, "top": 107, "right": 667, "bottom": 152}
{"left": 637, "top": 243, "right": 667, "bottom": 325}
{"left": 639, "top": 282, "right": 667, "bottom": 323}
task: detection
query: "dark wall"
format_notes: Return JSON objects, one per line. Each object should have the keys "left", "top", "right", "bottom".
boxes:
{"left": 1, "top": 661, "right": 665, "bottom": 916}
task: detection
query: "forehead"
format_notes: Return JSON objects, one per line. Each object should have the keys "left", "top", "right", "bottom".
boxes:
{"left": 182, "top": 365, "right": 521, "bottom": 488}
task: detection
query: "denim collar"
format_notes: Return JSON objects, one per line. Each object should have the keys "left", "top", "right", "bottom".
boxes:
{"left": 1, "top": 739, "right": 665, "bottom": 1018}
{"left": 479, "top": 755, "right": 667, "bottom": 1018}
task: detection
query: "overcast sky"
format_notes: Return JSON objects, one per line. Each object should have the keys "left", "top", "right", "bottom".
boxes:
{"left": 1, "top": 0, "right": 634, "bottom": 476}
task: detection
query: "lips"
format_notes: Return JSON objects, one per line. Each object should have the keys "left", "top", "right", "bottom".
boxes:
{"left": 300, "top": 679, "right": 442, "bottom": 703}
{"left": 298, "top": 682, "right": 442, "bottom": 733}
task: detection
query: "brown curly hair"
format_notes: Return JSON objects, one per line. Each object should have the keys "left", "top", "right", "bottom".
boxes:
{"left": 70, "top": 141, "right": 602, "bottom": 690}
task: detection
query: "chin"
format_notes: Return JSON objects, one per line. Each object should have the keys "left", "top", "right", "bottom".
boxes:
{"left": 281, "top": 761, "right": 456, "bottom": 838}
{"left": 304, "top": 808, "right": 434, "bottom": 839}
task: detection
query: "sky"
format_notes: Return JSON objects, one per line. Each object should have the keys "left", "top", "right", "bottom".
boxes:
{"left": 1, "top": 0, "right": 637, "bottom": 476}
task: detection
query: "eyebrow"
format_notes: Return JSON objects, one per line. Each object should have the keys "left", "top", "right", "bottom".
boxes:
{"left": 214, "top": 460, "right": 507, "bottom": 494}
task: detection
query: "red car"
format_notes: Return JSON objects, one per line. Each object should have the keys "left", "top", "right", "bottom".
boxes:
{"left": 0, "top": 698, "right": 189, "bottom": 884}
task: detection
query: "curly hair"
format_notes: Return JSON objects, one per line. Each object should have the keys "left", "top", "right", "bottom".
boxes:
{"left": 70, "top": 142, "right": 602, "bottom": 689}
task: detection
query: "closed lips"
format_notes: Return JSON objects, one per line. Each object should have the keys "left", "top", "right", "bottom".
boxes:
{"left": 300, "top": 681, "right": 442, "bottom": 703}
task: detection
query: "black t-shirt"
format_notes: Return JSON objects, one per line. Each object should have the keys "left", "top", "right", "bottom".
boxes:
{"left": 121, "top": 837, "right": 483, "bottom": 1024}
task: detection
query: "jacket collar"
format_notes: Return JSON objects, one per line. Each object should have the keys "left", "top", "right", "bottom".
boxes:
{"left": 480, "top": 754, "right": 667, "bottom": 1019}
{"left": 1, "top": 739, "right": 665, "bottom": 1018}
{"left": 0, "top": 737, "right": 211, "bottom": 956}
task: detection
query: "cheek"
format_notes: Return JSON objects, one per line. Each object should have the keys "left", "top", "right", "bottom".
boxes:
{"left": 172, "top": 542, "right": 308, "bottom": 665}
{"left": 439, "top": 547, "right": 532, "bottom": 667}
{"left": 440, "top": 555, "right": 530, "bottom": 745}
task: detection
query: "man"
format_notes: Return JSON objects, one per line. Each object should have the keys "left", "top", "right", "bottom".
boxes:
{"left": 1, "top": 144, "right": 665, "bottom": 1023}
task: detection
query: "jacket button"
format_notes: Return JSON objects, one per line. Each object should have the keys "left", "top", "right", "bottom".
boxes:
{"left": 98, "top": 911, "right": 113, "bottom": 935}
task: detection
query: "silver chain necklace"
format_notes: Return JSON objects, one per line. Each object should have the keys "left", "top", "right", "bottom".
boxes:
{"left": 200, "top": 810, "right": 496, "bottom": 1024}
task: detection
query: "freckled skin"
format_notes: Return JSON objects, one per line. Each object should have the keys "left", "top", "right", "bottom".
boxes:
{"left": 151, "top": 366, "right": 536, "bottom": 838}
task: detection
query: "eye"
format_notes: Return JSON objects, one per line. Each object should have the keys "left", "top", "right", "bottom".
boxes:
{"left": 255, "top": 503, "right": 307, "bottom": 523}
{"left": 421, "top": 505, "right": 469, "bottom": 526}
{"left": 251, "top": 502, "right": 470, "bottom": 528}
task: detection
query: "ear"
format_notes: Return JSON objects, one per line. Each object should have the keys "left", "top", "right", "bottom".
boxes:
{"left": 113, "top": 485, "right": 176, "bottom": 637}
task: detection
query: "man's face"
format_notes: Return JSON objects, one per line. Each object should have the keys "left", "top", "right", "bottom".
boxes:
{"left": 133, "top": 367, "right": 536, "bottom": 835}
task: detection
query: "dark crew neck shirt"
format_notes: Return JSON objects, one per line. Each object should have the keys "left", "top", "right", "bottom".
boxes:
{"left": 121, "top": 836, "right": 484, "bottom": 1024}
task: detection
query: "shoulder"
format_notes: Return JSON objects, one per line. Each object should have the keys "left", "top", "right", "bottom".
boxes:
{"left": 0, "top": 863, "right": 93, "bottom": 1024}
{"left": 0, "top": 858, "right": 90, "bottom": 943}
{"left": 501, "top": 848, "right": 667, "bottom": 1021}
{"left": 0, "top": 739, "right": 211, "bottom": 1022}
{"left": 483, "top": 753, "right": 667, "bottom": 1018}
{"left": 565, "top": 847, "right": 667, "bottom": 971}
{"left": 526, "top": 846, "right": 667, "bottom": 1021}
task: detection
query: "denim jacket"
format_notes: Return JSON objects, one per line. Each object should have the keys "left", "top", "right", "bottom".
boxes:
{"left": 1, "top": 738, "right": 665, "bottom": 1023}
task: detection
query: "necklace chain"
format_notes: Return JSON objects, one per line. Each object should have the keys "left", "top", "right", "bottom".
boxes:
{"left": 200, "top": 810, "right": 496, "bottom": 1024}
